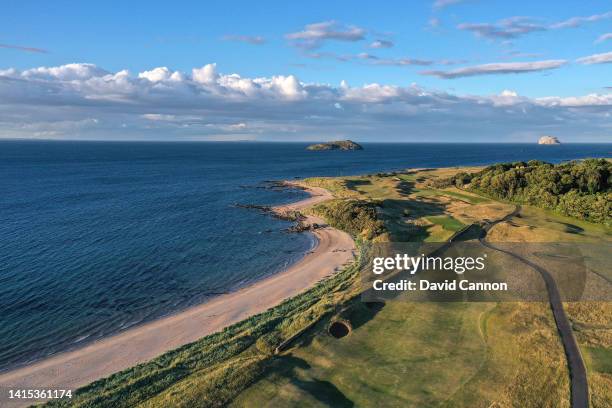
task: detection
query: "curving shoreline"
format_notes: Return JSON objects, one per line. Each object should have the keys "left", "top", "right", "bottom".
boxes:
{"left": 0, "top": 183, "right": 355, "bottom": 401}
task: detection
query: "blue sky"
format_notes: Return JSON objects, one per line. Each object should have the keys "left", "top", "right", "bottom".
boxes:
{"left": 0, "top": 0, "right": 611, "bottom": 142}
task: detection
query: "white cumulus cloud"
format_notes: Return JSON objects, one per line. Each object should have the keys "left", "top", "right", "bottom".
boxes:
{"left": 0, "top": 62, "right": 609, "bottom": 142}
{"left": 22, "top": 63, "right": 108, "bottom": 80}
{"left": 138, "top": 67, "right": 183, "bottom": 82}
{"left": 192, "top": 63, "right": 218, "bottom": 84}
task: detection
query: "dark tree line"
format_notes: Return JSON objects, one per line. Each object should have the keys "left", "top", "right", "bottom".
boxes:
{"left": 436, "top": 159, "right": 611, "bottom": 225}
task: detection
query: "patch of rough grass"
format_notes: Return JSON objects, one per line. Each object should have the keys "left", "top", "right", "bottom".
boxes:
{"left": 301, "top": 177, "right": 359, "bottom": 198}
{"left": 345, "top": 176, "right": 401, "bottom": 200}
{"left": 590, "top": 372, "right": 612, "bottom": 408}
{"left": 584, "top": 346, "right": 612, "bottom": 374}
{"left": 583, "top": 346, "right": 612, "bottom": 408}
{"left": 413, "top": 167, "right": 484, "bottom": 186}
{"left": 434, "top": 188, "right": 491, "bottom": 204}
{"left": 441, "top": 302, "right": 570, "bottom": 408}
{"left": 140, "top": 356, "right": 266, "bottom": 408}
{"left": 448, "top": 202, "right": 515, "bottom": 227}
{"left": 488, "top": 205, "right": 611, "bottom": 243}
{"left": 486, "top": 205, "right": 611, "bottom": 406}
{"left": 423, "top": 223, "right": 454, "bottom": 242}
{"left": 566, "top": 302, "right": 612, "bottom": 331}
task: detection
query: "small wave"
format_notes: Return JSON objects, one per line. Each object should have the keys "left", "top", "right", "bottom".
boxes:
{"left": 73, "top": 334, "right": 91, "bottom": 343}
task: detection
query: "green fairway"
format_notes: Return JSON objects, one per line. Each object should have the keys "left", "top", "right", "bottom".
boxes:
{"left": 425, "top": 215, "right": 465, "bottom": 232}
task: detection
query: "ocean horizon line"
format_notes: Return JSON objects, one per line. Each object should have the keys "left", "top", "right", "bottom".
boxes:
{"left": 1, "top": 138, "right": 611, "bottom": 145}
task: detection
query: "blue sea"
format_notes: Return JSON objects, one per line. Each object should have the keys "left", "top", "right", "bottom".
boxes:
{"left": 0, "top": 141, "right": 609, "bottom": 371}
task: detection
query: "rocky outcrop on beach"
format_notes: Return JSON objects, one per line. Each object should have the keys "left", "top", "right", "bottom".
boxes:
{"left": 306, "top": 140, "right": 363, "bottom": 151}
{"left": 538, "top": 136, "right": 561, "bottom": 145}
{"left": 234, "top": 180, "right": 325, "bottom": 235}
{"left": 233, "top": 203, "right": 305, "bottom": 222}
{"left": 286, "top": 221, "right": 324, "bottom": 233}
{"left": 234, "top": 203, "right": 272, "bottom": 212}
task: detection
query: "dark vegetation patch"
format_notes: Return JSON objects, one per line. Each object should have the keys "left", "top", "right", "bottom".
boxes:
{"left": 257, "top": 356, "right": 355, "bottom": 407}
{"left": 431, "top": 159, "right": 611, "bottom": 225}
{"left": 310, "top": 199, "right": 385, "bottom": 239}
{"left": 345, "top": 179, "right": 372, "bottom": 191}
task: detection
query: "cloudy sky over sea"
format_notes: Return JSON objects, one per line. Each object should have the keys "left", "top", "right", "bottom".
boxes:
{"left": 1, "top": 0, "right": 611, "bottom": 142}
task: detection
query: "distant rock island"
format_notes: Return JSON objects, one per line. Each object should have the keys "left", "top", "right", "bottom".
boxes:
{"left": 306, "top": 140, "right": 363, "bottom": 151}
{"left": 538, "top": 136, "right": 561, "bottom": 145}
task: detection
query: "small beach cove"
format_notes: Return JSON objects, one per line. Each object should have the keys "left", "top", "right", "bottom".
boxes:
{"left": 0, "top": 182, "right": 355, "bottom": 400}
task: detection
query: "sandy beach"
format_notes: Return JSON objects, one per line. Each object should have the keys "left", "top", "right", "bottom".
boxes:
{"left": 0, "top": 183, "right": 355, "bottom": 401}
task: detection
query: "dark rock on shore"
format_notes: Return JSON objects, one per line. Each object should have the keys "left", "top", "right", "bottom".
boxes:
{"left": 233, "top": 203, "right": 305, "bottom": 222}
{"left": 234, "top": 203, "right": 272, "bottom": 212}
{"left": 286, "top": 222, "right": 324, "bottom": 233}
{"left": 239, "top": 180, "right": 301, "bottom": 191}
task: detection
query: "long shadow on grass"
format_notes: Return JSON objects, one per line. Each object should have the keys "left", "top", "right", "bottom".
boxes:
{"left": 345, "top": 179, "right": 371, "bottom": 193}
{"left": 268, "top": 355, "right": 354, "bottom": 407}
{"left": 451, "top": 224, "right": 484, "bottom": 242}
{"left": 290, "top": 378, "right": 354, "bottom": 407}
{"left": 396, "top": 179, "right": 415, "bottom": 196}
{"left": 560, "top": 222, "right": 584, "bottom": 234}
{"left": 380, "top": 199, "right": 447, "bottom": 241}
{"left": 343, "top": 300, "right": 386, "bottom": 331}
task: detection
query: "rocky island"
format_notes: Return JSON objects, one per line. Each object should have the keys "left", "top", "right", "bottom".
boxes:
{"left": 538, "top": 136, "right": 561, "bottom": 145}
{"left": 306, "top": 140, "right": 363, "bottom": 151}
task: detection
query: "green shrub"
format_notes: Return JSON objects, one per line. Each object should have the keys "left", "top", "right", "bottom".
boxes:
{"left": 310, "top": 199, "right": 386, "bottom": 239}
{"left": 440, "top": 159, "right": 611, "bottom": 225}
{"left": 255, "top": 331, "right": 281, "bottom": 355}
